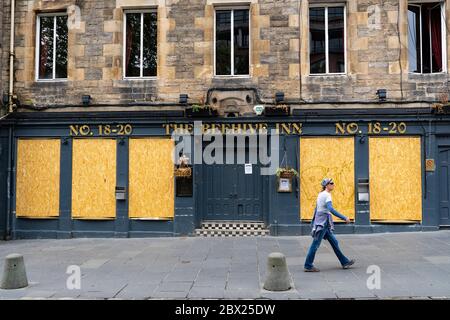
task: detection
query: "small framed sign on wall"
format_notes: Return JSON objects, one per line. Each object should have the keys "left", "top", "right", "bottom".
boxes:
{"left": 277, "top": 177, "right": 292, "bottom": 193}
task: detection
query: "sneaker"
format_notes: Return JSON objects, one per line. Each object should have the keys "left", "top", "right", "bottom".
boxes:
{"left": 342, "top": 259, "right": 355, "bottom": 269}
{"left": 304, "top": 266, "right": 320, "bottom": 272}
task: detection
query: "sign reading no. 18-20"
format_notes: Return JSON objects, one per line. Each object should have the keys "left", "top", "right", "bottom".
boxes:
{"left": 336, "top": 122, "right": 407, "bottom": 135}
{"left": 69, "top": 124, "right": 133, "bottom": 136}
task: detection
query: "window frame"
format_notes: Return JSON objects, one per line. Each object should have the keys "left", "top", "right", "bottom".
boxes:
{"left": 35, "top": 12, "right": 68, "bottom": 82}
{"left": 407, "top": 2, "right": 447, "bottom": 74}
{"left": 122, "top": 9, "right": 158, "bottom": 80}
{"left": 213, "top": 6, "right": 251, "bottom": 78}
{"left": 308, "top": 4, "right": 347, "bottom": 76}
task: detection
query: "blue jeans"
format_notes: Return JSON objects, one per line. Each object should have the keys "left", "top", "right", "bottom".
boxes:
{"left": 304, "top": 226, "right": 350, "bottom": 270}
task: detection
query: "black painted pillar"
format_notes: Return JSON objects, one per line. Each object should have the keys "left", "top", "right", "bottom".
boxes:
{"left": 115, "top": 137, "right": 129, "bottom": 237}
{"left": 423, "top": 124, "right": 439, "bottom": 229}
{"left": 354, "top": 134, "right": 371, "bottom": 232}
{"left": 174, "top": 135, "right": 195, "bottom": 236}
{"left": 58, "top": 137, "right": 72, "bottom": 238}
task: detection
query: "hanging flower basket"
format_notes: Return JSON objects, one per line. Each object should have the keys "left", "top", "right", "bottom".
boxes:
{"left": 276, "top": 167, "right": 298, "bottom": 179}
{"left": 432, "top": 103, "right": 450, "bottom": 114}
{"left": 174, "top": 166, "right": 192, "bottom": 177}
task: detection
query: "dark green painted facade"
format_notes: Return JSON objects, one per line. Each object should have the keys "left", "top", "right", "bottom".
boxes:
{"left": 0, "top": 108, "right": 450, "bottom": 239}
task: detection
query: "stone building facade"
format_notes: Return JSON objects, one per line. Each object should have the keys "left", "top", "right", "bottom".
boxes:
{"left": 0, "top": 0, "right": 449, "bottom": 109}
{"left": 1, "top": 0, "right": 8, "bottom": 113}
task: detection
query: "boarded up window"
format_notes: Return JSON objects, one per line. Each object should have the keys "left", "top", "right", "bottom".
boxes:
{"left": 369, "top": 137, "right": 422, "bottom": 222}
{"left": 72, "top": 139, "right": 116, "bottom": 219}
{"left": 16, "top": 139, "right": 60, "bottom": 218}
{"left": 129, "top": 138, "right": 174, "bottom": 219}
{"left": 300, "top": 137, "right": 355, "bottom": 221}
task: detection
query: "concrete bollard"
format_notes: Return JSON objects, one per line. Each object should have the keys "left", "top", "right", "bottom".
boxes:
{"left": 263, "top": 252, "right": 291, "bottom": 291}
{"left": 0, "top": 254, "right": 29, "bottom": 290}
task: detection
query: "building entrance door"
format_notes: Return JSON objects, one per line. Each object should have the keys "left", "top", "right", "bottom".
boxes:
{"left": 439, "top": 147, "right": 450, "bottom": 226}
{"left": 203, "top": 142, "right": 263, "bottom": 221}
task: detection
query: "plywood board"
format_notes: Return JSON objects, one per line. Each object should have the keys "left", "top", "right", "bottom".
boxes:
{"left": 300, "top": 137, "right": 355, "bottom": 221}
{"left": 129, "top": 138, "right": 174, "bottom": 219}
{"left": 16, "top": 139, "right": 60, "bottom": 218}
{"left": 72, "top": 139, "right": 116, "bottom": 219}
{"left": 369, "top": 137, "right": 422, "bottom": 221}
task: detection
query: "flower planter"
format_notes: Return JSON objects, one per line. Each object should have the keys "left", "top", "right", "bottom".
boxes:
{"left": 176, "top": 175, "right": 193, "bottom": 197}
{"left": 264, "top": 106, "right": 291, "bottom": 117}
{"left": 276, "top": 168, "right": 297, "bottom": 193}
{"left": 279, "top": 170, "right": 295, "bottom": 179}
{"left": 185, "top": 107, "right": 218, "bottom": 118}
{"left": 174, "top": 166, "right": 192, "bottom": 177}
{"left": 433, "top": 103, "right": 450, "bottom": 114}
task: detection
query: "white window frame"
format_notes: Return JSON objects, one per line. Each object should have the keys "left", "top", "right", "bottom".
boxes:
{"left": 213, "top": 6, "right": 251, "bottom": 78}
{"left": 123, "top": 9, "right": 158, "bottom": 80}
{"left": 407, "top": 2, "right": 447, "bottom": 74}
{"left": 308, "top": 4, "right": 347, "bottom": 76}
{"left": 35, "top": 12, "right": 68, "bottom": 82}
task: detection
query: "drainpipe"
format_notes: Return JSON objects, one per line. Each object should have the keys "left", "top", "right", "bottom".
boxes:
{"left": 4, "top": 0, "right": 15, "bottom": 239}
{"left": 8, "top": 0, "right": 15, "bottom": 113}
{"left": 5, "top": 126, "right": 12, "bottom": 240}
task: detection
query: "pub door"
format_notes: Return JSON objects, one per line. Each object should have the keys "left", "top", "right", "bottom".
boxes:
{"left": 439, "top": 147, "right": 450, "bottom": 226}
{"left": 203, "top": 142, "right": 263, "bottom": 221}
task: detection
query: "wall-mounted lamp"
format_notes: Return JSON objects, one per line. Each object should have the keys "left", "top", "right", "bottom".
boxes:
{"left": 179, "top": 94, "right": 188, "bottom": 104}
{"left": 376, "top": 89, "right": 387, "bottom": 102}
{"left": 82, "top": 95, "right": 91, "bottom": 106}
{"left": 275, "top": 92, "right": 285, "bottom": 104}
{"left": 2, "top": 93, "right": 9, "bottom": 107}
{"left": 359, "top": 133, "right": 366, "bottom": 144}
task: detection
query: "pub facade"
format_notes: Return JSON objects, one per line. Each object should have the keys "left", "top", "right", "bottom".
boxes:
{"left": 0, "top": 0, "right": 450, "bottom": 238}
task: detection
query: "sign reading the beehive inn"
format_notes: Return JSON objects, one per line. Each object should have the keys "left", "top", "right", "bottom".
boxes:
{"left": 68, "top": 121, "right": 408, "bottom": 136}
{"left": 163, "top": 122, "right": 304, "bottom": 135}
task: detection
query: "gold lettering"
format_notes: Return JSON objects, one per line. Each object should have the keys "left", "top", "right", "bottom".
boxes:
{"left": 185, "top": 124, "right": 193, "bottom": 134}
{"left": 347, "top": 123, "right": 359, "bottom": 134}
{"left": 259, "top": 123, "right": 268, "bottom": 133}
{"left": 281, "top": 123, "right": 291, "bottom": 135}
{"left": 335, "top": 123, "right": 346, "bottom": 135}
{"left": 247, "top": 123, "right": 257, "bottom": 134}
{"left": 292, "top": 123, "right": 303, "bottom": 134}
{"left": 162, "top": 124, "right": 171, "bottom": 135}
{"left": 221, "top": 124, "right": 230, "bottom": 134}
{"left": 202, "top": 124, "right": 211, "bottom": 134}
{"left": 231, "top": 123, "right": 242, "bottom": 134}
{"left": 69, "top": 125, "right": 79, "bottom": 136}
{"left": 209, "top": 123, "right": 217, "bottom": 134}
{"left": 79, "top": 125, "right": 91, "bottom": 136}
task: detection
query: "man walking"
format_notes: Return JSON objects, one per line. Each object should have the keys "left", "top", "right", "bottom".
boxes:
{"left": 304, "top": 178, "right": 355, "bottom": 272}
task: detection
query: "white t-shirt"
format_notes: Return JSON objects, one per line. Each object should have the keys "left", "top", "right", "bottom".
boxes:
{"left": 316, "top": 190, "right": 332, "bottom": 213}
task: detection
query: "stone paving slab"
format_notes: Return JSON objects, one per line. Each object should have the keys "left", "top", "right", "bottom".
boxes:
{"left": 0, "top": 231, "right": 450, "bottom": 299}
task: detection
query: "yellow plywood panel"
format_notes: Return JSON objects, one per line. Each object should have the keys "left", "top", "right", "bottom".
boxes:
{"left": 16, "top": 139, "right": 60, "bottom": 218}
{"left": 72, "top": 139, "right": 116, "bottom": 219}
{"left": 129, "top": 138, "right": 174, "bottom": 219}
{"left": 300, "top": 137, "right": 355, "bottom": 221}
{"left": 369, "top": 137, "right": 422, "bottom": 221}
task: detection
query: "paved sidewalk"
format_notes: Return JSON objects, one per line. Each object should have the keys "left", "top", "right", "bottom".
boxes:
{"left": 1, "top": 231, "right": 450, "bottom": 299}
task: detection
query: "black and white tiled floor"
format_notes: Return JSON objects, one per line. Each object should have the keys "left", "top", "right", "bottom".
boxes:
{"left": 195, "top": 221, "right": 270, "bottom": 237}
